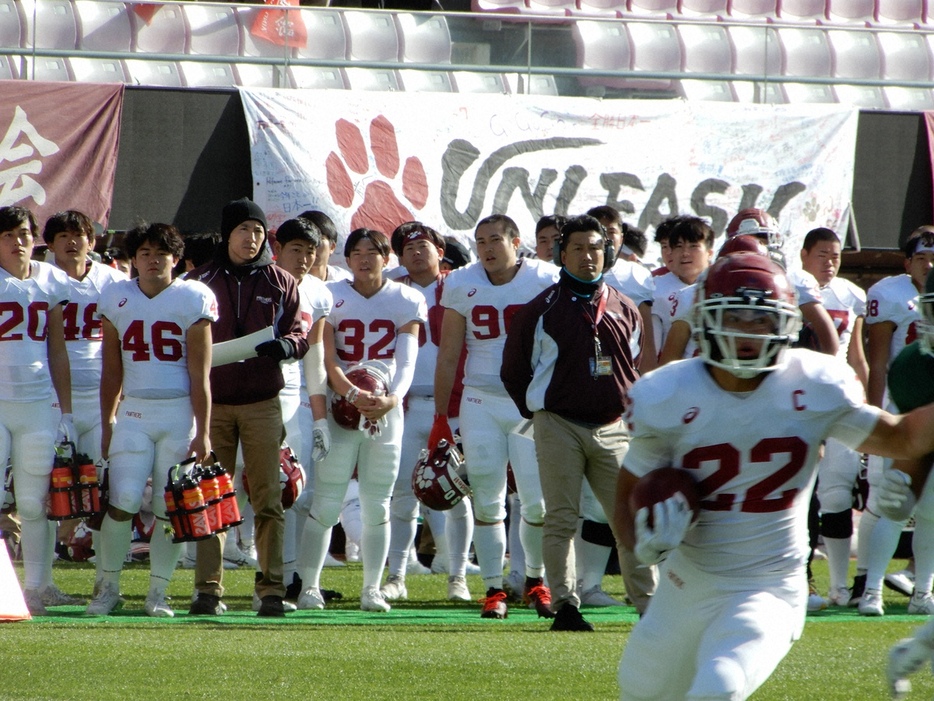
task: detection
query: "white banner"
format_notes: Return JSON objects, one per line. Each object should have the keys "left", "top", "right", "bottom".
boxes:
{"left": 240, "top": 89, "right": 858, "bottom": 268}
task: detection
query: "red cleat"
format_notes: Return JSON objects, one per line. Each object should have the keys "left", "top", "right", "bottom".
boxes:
{"left": 524, "top": 579, "right": 556, "bottom": 619}
{"left": 481, "top": 588, "right": 509, "bottom": 619}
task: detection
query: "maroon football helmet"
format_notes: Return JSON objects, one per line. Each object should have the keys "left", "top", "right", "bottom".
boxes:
{"left": 412, "top": 439, "right": 471, "bottom": 511}
{"left": 243, "top": 444, "right": 306, "bottom": 510}
{"left": 331, "top": 361, "right": 392, "bottom": 431}
{"left": 716, "top": 234, "right": 769, "bottom": 260}
{"left": 694, "top": 254, "right": 800, "bottom": 379}
{"left": 726, "top": 208, "right": 783, "bottom": 252}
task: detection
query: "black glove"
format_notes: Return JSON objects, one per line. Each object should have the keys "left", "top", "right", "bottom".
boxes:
{"left": 255, "top": 338, "right": 293, "bottom": 361}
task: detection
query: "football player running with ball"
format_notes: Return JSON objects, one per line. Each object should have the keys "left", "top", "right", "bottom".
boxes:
{"left": 614, "top": 253, "right": 934, "bottom": 701}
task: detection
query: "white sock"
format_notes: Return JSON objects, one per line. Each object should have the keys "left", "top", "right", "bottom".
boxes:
{"left": 577, "top": 534, "right": 611, "bottom": 592}
{"left": 148, "top": 521, "right": 182, "bottom": 588}
{"left": 98, "top": 515, "right": 132, "bottom": 586}
{"left": 39, "top": 519, "right": 57, "bottom": 589}
{"left": 507, "top": 495, "right": 525, "bottom": 575}
{"left": 424, "top": 507, "right": 447, "bottom": 563}
{"left": 445, "top": 499, "right": 473, "bottom": 578}
{"left": 855, "top": 510, "right": 879, "bottom": 573}
{"left": 823, "top": 536, "right": 852, "bottom": 592}
{"left": 387, "top": 509, "right": 417, "bottom": 578}
{"left": 866, "top": 516, "right": 908, "bottom": 591}
{"left": 296, "top": 516, "right": 330, "bottom": 590}
{"left": 19, "top": 516, "right": 51, "bottom": 590}
{"left": 519, "top": 519, "right": 544, "bottom": 579}
{"left": 361, "top": 520, "right": 390, "bottom": 590}
{"left": 474, "top": 522, "right": 507, "bottom": 591}
{"left": 913, "top": 515, "right": 934, "bottom": 595}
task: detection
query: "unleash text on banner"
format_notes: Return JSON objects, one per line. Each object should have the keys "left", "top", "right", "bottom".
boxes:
{"left": 241, "top": 89, "right": 858, "bottom": 263}
{"left": 0, "top": 82, "right": 124, "bottom": 228}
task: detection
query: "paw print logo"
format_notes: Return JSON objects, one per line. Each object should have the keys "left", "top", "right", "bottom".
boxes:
{"left": 326, "top": 116, "right": 429, "bottom": 234}
{"left": 801, "top": 196, "right": 820, "bottom": 223}
{"left": 414, "top": 465, "right": 437, "bottom": 490}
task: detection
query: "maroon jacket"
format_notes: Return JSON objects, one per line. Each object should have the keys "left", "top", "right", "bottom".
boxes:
{"left": 188, "top": 245, "right": 307, "bottom": 406}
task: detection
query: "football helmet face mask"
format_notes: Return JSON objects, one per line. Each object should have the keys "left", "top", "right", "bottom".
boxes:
{"left": 694, "top": 254, "right": 801, "bottom": 379}
{"left": 412, "top": 439, "right": 471, "bottom": 511}
{"left": 330, "top": 360, "right": 392, "bottom": 431}
{"left": 919, "top": 268, "right": 934, "bottom": 357}
{"left": 279, "top": 445, "right": 305, "bottom": 509}
{"left": 726, "top": 208, "right": 784, "bottom": 253}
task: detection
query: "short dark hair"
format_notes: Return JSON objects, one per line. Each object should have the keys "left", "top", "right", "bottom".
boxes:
{"left": 654, "top": 215, "right": 692, "bottom": 244}
{"left": 299, "top": 210, "right": 339, "bottom": 245}
{"left": 621, "top": 224, "right": 647, "bottom": 258}
{"left": 182, "top": 232, "right": 219, "bottom": 268}
{"left": 802, "top": 227, "right": 840, "bottom": 251}
{"left": 905, "top": 226, "right": 934, "bottom": 257}
{"left": 586, "top": 205, "right": 622, "bottom": 228}
{"left": 390, "top": 221, "right": 445, "bottom": 257}
{"left": 276, "top": 218, "right": 322, "bottom": 248}
{"left": 0, "top": 206, "right": 37, "bottom": 237}
{"left": 668, "top": 217, "right": 715, "bottom": 250}
{"left": 101, "top": 246, "right": 130, "bottom": 266}
{"left": 42, "top": 210, "right": 95, "bottom": 245}
{"left": 475, "top": 213, "right": 519, "bottom": 240}
{"left": 535, "top": 214, "right": 567, "bottom": 235}
{"left": 344, "top": 228, "right": 390, "bottom": 258}
{"left": 124, "top": 223, "right": 185, "bottom": 259}
{"left": 559, "top": 215, "right": 606, "bottom": 253}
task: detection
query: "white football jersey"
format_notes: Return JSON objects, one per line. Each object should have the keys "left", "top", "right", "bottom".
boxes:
{"left": 788, "top": 268, "right": 822, "bottom": 307}
{"left": 99, "top": 278, "right": 218, "bottom": 399}
{"left": 283, "top": 273, "right": 333, "bottom": 393}
{"left": 327, "top": 279, "right": 427, "bottom": 379}
{"left": 397, "top": 274, "right": 445, "bottom": 397}
{"left": 866, "top": 274, "right": 921, "bottom": 362}
{"left": 624, "top": 349, "right": 880, "bottom": 578}
{"left": 652, "top": 271, "right": 689, "bottom": 351}
{"left": 818, "top": 275, "right": 867, "bottom": 362}
{"left": 441, "top": 258, "right": 558, "bottom": 395}
{"left": 671, "top": 282, "right": 698, "bottom": 360}
{"left": 605, "top": 258, "right": 655, "bottom": 308}
{"left": 56, "top": 261, "right": 127, "bottom": 391}
{"left": 325, "top": 264, "right": 353, "bottom": 283}
{"left": 0, "top": 261, "right": 70, "bottom": 402}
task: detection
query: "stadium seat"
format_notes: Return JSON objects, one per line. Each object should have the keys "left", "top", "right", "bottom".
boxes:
{"left": 179, "top": 61, "right": 237, "bottom": 87}
{"left": 679, "top": 0, "right": 730, "bottom": 16}
{"left": 184, "top": 4, "right": 241, "bottom": 56}
{"left": 727, "top": 0, "right": 779, "bottom": 19}
{"left": 884, "top": 86, "right": 934, "bottom": 109}
{"left": 451, "top": 71, "right": 511, "bottom": 92}
{"left": 124, "top": 58, "right": 184, "bottom": 86}
{"left": 777, "top": 0, "right": 828, "bottom": 22}
{"left": 395, "top": 14, "right": 452, "bottom": 64}
{"left": 131, "top": 3, "right": 187, "bottom": 54}
{"left": 825, "top": 0, "right": 875, "bottom": 24}
{"left": 470, "top": 0, "right": 529, "bottom": 14}
{"left": 515, "top": 73, "right": 560, "bottom": 94}
{"left": 0, "top": 54, "right": 18, "bottom": 79}
{"left": 397, "top": 69, "right": 456, "bottom": 91}
{"left": 236, "top": 7, "right": 297, "bottom": 58}
{"left": 296, "top": 9, "right": 347, "bottom": 60}
{"left": 878, "top": 31, "right": 932, "bottom": 108}
{"left": 575, "top": 0, "right": 627, "bottom": 17}
{"left": 344, "top": 66, "right": 401, "bottom": 90}
{"left": 0, "top": 0, "right": 23, "bottom": 49}
{"left": 729, "top": 24, "right": 784, "bottom": 102}
{"left": 678, "top": 23, "right": 737, "bottom": 100}
{"left": 627, "top": 0, "right": 680, "bottom": 17}
{"left": 69, "top": 56, "right": 128, "bottom": 82}
{"left": 626, "top": 21, "right": 682, "bottom": 90}
{"left": 75, "top": 0, "right": 132, "bottom": 52}
{"left": 875, "top": 0, "right": 926, "bottom": 24}
{"left": 571, "top": 20, "right": 631, "bottom": 90}
{"left": 344, "top": 11, "right": 399, "bottom": 62}
{"left": 20, "top": 55, "right": 73, "bottom": 81}
{"left": 776, "top": 26, "right": 833, "bottom": 102}
{"left": 233, "top": 64, "right": 287, "bottom": 88}
{"left": 526, "top": 0, "right": 578, "bottom": 15}
{"left": 288, "top": 65, "right": 348, "bottom": 89}
{"left": 827, "top": 28, "right": 885, "bottom": 108}
{"left": 20, "top": 0, "right": 78, "bottom": 50}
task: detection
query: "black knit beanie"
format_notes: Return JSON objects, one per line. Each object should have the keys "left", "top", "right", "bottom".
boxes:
{"left": 221, "top": 198, "right": 267, "bottom": 241}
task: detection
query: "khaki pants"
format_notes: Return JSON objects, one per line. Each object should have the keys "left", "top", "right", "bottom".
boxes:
{"left": 195, "top": 398, "right": 286, "bottom": 599}
{"left": 533, "top": 411, "right": 657, "bottom": 613}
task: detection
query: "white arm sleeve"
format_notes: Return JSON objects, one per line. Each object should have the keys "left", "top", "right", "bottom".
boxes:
{"left": 302, "top": 342, "right": 327, "bottom": 397}
{"left": 389, "top": 331, "right": 418, "bottom": 399}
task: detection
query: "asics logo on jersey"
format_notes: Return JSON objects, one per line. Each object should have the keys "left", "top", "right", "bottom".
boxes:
{"left": 467, "top": 289, "right": 477, "bottom": 297}
{"left": 118, "top": 298, "right": 128, "bottom": 307}
{"left": 256, "top": 296, "right": 273, "bottom": 304}
{"left": 682, "top": 407, "right": 700, "bottom": 424}
{"left": 335, "top": 300, "right": 344, "bottom": 308}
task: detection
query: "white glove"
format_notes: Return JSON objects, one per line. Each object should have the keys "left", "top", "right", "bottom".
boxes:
{"left": 312, "top": 418, "right": 331, "bottom": 463}
{"left": 633, "top": 493, "right": 692, "bottom": 566}
{"left": 877, "top": 469, "right": 917, "bottom": 522}
{"left": 56, "top": 413, "right": 76, "bottom": 446}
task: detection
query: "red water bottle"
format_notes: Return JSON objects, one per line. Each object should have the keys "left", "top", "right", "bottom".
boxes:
{"left": 181, "top": 475, "right": 212, "bottom": 540}
{"left": 215, "top": 466, "right": 242, "bottom": 528}
{"left": 49, "top": 459, "right": 75, "bottom": 520}
{"left": 198, "top": 466, "right": 223, "bottom": 534}
{"left": 78, "top": 458, "right": 100, "bottom": 516}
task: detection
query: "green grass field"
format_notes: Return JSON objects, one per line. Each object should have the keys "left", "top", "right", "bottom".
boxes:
{"left": 3, "top": 559, "right": 934, "bottom": 701}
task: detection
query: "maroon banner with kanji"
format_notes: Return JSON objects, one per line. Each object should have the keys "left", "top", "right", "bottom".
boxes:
{"left": 0, "top": 82, "right": 124, "bottom": 228}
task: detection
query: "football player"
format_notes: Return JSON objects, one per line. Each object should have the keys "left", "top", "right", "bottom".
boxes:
{"left": 384, "top": 222, "right": 476, "bottom": 603}
{"left": 86, "top": 223, "right": 216, "bottom": 617}
{"left": 433, "top": 214, "right": 559, "bottom": 619}
{"left": 295, "top": 228, "right": 426, "bottom": 613}
{"left": 272, "top": 218, "right": 332, "bottom": 598}
{"left": 616, "top": 253, "right": 934, "bottom": 701}
{"left": 859, "top": 228, "right": 934, "bottom": 616}
{"left": 0, "top": 206, "right": 74, "bottom": 616}
{"left": 300, "top": 210, "right": 353, "bottom": 284}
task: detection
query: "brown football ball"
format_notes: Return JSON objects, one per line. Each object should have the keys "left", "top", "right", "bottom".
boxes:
{"left": 629, "top": 467, "right": 701, "bottom": 528}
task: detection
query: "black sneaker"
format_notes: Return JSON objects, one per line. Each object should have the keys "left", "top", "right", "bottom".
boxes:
{"left": 550, "top": 603, "right": 594, "bottom": 632}
{"left": 257, "top": 595, "right": 286, "bottom": 618}
{"left": 848, "top": 573, "right": 867, "bottom": 608}
{"left": 189, "top": 593, "right": 224, "bottom": 616}
{"left": 322, "top": 588, "right": 343, "bottom": 602}
{"left": 285, "top": 574, "right": 302, "bottom": 602}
